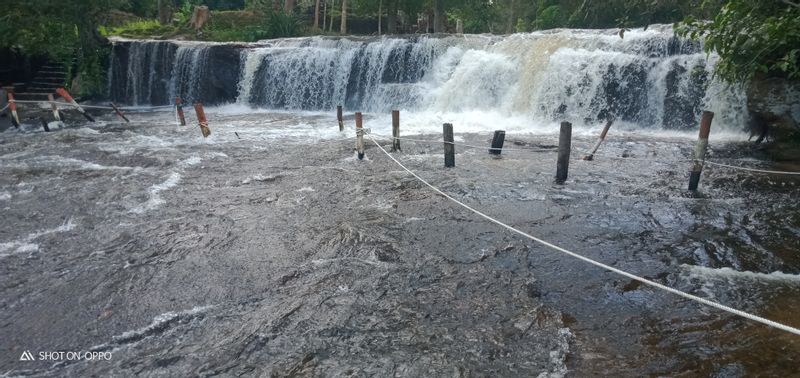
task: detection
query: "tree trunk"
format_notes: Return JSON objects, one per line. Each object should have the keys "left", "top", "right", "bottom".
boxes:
{"left": 323, "top": 0, "right": 328, "bottom": 30}
{"left": 190, "top": 6, "right": 210, "bottom": 30}
{"left": 314, "top": 0, "right": 321, "bottom": 29}
{"left": 505, "top": 0, "right": 516, "bottom": 34}
{"left": 330, "top": 0, "right": 336, "bottom": 32}
{"left": 284, "top": 0, "right": 295, "bottom": 13}
{"left": 157, "top": 0, "right": 172, "bottom": 25}
{"left": 387, "top": 0, "right": 397, "bottom": 34}
{"left": 378, "top": 0, "right": 382, "bottom": 35}
{"left": 340, "top": 0, "right": 347, "bottom": 35}
{"left": 433, "top": 0, "right": 445, "bottom": 33}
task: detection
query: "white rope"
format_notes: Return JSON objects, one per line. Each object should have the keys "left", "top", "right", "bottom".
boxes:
{"left": 11, "top": 100, "right": 173, "bottom": 111}
{"left": 370, "top": 133, "right": 558, "bottom": 152}
{"left": 365, "top": 133, "right": 800, "bottom": 337}
{"left": 0, "top": 103, "right": 8, "bottom": 113}
{"left": 704, "top": 160, "right": 800, "bottom": 175}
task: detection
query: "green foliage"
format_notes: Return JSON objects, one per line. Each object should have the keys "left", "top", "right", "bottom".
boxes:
{"left": 106, "top": 19, "right": 178, "bottom": 38}
{"left": 676, "top": 1, "right": 800, "bottom": 82}
{"left": 515, "top": 17, "right": 527, "bottom": 33}
{"left": 534, "top": 5, "right": 563, "bottom": 30}
{"left": 265, "top": 11, "right": 303, "bottom": 38}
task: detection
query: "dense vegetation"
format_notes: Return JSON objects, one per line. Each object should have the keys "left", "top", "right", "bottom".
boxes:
{"left": 0, "top": 0, "right": 797, "bottom": 97}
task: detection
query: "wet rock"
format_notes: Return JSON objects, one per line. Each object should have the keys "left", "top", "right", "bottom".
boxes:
{"left": 747, "top": 77, "right": 800, "bottom": 142}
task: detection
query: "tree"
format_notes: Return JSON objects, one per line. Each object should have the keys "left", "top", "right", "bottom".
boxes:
{"left": 340, "top": 0, "right": 348, "bottom": 34}
{"left": 157, "top": 0, "right": 173, "bottom": 25}
{"left": 433, "top": 0, "right": 445, "bottom": 32}
{"left": 386, "top": 0, "right": 398, "bottom": 33}
{"left": 314, "top": 0, "right": 321, "bottom": 29}
{"left": 0, "top": 0, "right": 128, "bottom": 96}
{"left": 676, "top": 0, "right": 800, "bottom": 82}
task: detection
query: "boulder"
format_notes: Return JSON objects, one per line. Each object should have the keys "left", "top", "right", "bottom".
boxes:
{"left": 746, "top": 77, "right": 800, "bottom": 143}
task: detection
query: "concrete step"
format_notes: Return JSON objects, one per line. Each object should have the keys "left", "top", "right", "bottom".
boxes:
{"left": 14, "top": 92, "right": 52, "bottom": 101}
{"left": 30, "top": 80, "right": 63, "bottom": 86}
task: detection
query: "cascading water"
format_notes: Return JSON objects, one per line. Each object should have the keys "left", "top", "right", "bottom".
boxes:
{"left": 108, "top": 26, "right": 747, "bottom": 130}
{"left": 109, "top": 40, "right": 232, "bottom": 106}
{"left": 168, "top": 45, "right": 211, "bottom": 104}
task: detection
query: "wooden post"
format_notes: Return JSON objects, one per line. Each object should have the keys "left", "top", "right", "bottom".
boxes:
{"left": 55, "top": 88, "right": 94, "bottom": 122}
{"left": 337, "top": 105, "right": 344, "bottom": 132}
{"left": 443, "top": 123, "right": 455, "bottom": 167}
{"left": 110, "top": 102, "right": 130, "bottom": 123}
{"left": 176, "top": 97, "right": 186, "bottom": 126}
{"left": 555, "top": 121, "right": 572, "bottom": 184}
{"left": 355, "top": 112, "right": 365, "bottom": 160}
{"left": 7, "top": 92, "right": 20, "bottom": 128}
{"left": 583, "top": 118, "right": 614, "bottom": 161}
{"left": 47, "top": 94, "right": 62, "bottom": 123}
{"left": 194, "top": 102, "right": 211, "bottom": 138}
{"left": 688, "top": 111, "right": 714, "bottom": 191}
{"left": 38, "top": 117, "right": 50, "bottom": 132}
{"left": 391, "top": 110, "right": 400, "bottom": 152}
{"left": 489, "top": 130, "right": 505, "bottom": 155}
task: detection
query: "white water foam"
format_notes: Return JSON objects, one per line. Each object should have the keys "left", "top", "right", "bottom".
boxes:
{"left": 0, "top": 219, "right": 76, "bottom": 258}
{"left": 112, "top": 305, "right": 213, "bottom": 344}
{"left": 682, "top": 265, "right": 800, "bottom": 284}
{"left": 131, "top": 172, "right": 182, "bottom": 214}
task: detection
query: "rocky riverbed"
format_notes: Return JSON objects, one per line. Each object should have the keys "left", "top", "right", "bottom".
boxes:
{"left": 1, "top": 108, "right": 799, "bottom": 376}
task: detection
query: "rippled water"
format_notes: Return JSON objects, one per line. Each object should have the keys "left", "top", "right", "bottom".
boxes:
{"left": 1, "top": 109, "right": 799, "bottom": 376}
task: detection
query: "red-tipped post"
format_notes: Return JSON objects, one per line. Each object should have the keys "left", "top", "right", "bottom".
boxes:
{"left": 176, "top": 97, "right": 186, "bottom": 126}
{"left": 7, "top": 92, "right": 20, "bottom": 128}
{"left": 47, "top": 94, "right": 63, "bottom": 123}
{"left": 55, "top": 88, "right": 94, "bottom": 122}
{"left": 194, "top": 102, "right": 211, "bottom": 138}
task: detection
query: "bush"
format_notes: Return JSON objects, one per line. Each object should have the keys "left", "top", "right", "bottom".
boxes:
{"left": 106, "top": 19, "right": 178, "bottom": 38}
{"left": 676, "top": 1, "right": 800, "bottom": 82}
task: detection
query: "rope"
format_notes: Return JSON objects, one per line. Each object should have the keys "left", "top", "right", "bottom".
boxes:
{"left": 704, "top": 160, "right": 800, "bottom": 175}
{"left": 365, "top": 133, "right": 800, "bottom": 337}
{"left": 370, "top": 133, "right": 559, "bottom": 152}
{"left": 10, "top": 100, "right": 174, "bottom": 111}
{"left": 0, "top": 103, "right": 8, "bottom": 113}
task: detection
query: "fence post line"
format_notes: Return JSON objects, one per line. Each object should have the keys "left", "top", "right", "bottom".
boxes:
{"left": 555, "top": 121, "right": 572, "bottom": 184}
{"left": 391, "top": 109, "right": 400, "bottom": 152}
{"left": 583, "top": 118, "right": 614, "bottom": 161}
{"left": 355, "top": 112, "right": 365, "bottom": 160}
{"left": 110, "top": 102, "right": 130, "bottom": 123}
{"left": 55, "top": 88, "right": 94, "bottom": 122}
{"left": 337, "top": 105, "right": 344, "bottom": 132}
{"left": 489, "top": 130, "right": 505, "bottom": 155}
{"left": 688, "top": 111, "right": 714, "bottom": 191}
{"left": 7, "top": 92, "right": 20, "bottom": 128}
{"left": 194, "top": 102, "right": 211, "bottom": 138}
{"left": 443, "top": 123, "right": 455, "bottom": 167}
{"left": 176, "top": 97, "right": 186, "bottom": 126}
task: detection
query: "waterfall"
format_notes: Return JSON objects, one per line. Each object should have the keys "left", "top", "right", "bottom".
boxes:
{"left": 168, "top": 45, "right": 211, "bottom": 104}
{"left": 108, "top": 26, "right": 747, "bottom": 130}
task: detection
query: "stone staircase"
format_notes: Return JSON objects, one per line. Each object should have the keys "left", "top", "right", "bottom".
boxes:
{"left": 14, "top": 62, "right": 71, "bottom": 101}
